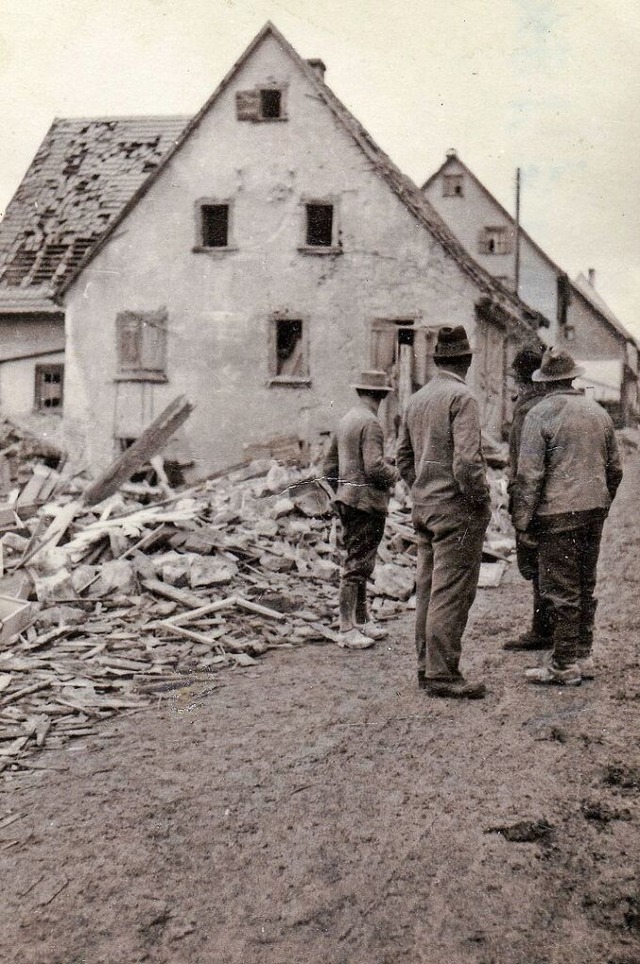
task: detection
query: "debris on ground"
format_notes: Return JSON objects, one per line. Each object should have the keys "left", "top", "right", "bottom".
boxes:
{"left": 0, "top": 418, "right": 516, "bottom": 774}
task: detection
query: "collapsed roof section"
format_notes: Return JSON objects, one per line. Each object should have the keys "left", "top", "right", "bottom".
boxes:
{"left": 0, "top": 116, "right": 188, "bottom": 312}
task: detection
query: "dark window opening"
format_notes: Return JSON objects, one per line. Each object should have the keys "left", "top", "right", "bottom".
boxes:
{"left": 201, "top": 204, "right": 229, "bottom": 247}
{"left": 479, "top": 226, "right": 511, "bottom": 255}
{"left": 260, "top": 89, "right": 282, "bottom": 119}
{"left": 306, "top": 204, "right": 334, "bottom": 247}
{"left": 443, "top": 174, "right": 464, "bottom": 197}
{"left": 35, "top": 364, "right": 64, "bottom": 412}
{"left": 275, "top": 319, "right": 305, "bottom": 377}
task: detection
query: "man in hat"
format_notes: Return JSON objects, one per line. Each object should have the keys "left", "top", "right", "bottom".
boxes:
{"left": 503, "top": 344, "right": 553, "bottom": 651}
{"left": 323, "top": 371, "right": 397, "bottom": 649}
{"left": 397, "top": 325, "right": 490, "bottom": 699}
{"left": 511, "top": 346, "right": 623, "bottom": 685}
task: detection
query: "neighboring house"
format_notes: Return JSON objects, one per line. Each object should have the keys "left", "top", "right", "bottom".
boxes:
{"left": 0, "top": 116, "right": 187, "bottom": 436}
{"left": 51, "top": 23, "right": 543, "bottom": 476}
{"left": 423, "top": 151, "right": 638, "bottom": 425}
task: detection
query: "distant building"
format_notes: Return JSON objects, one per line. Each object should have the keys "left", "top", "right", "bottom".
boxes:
{"left": 2, "top": 25, "right": 543, "bottom": 474}
{"left": 423, "top": 151, "right": 638, "bottom": 425}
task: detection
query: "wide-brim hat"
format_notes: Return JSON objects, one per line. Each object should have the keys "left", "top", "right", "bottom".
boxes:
{"left": 532, "top": 346, "right": 585, "bottom": 383}
{"left": 434, "top": 325, "right": 473, "bottom": 358}
{"left": 351, "top": 370, "right": 393, "bottom": 393}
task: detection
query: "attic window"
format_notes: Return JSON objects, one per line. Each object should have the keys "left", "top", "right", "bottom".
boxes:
{"left": 201, "top": 204, "right": 229, "bottom": 247}
{"left": 35, "top": 364, "right": 64, "bottom": 413}
{"left": 270, "top": 318, "right": 310, "bottom": 384}
{"left": 236, "top": 87, "right": 287, "bottom": 122}
{"left": 443, "top": 174, "right": 464, "bottom": 197}
{"left": 305, "top": 204, "right": 334, "bottom": 247}
{"left": 260, "top": 89, "right": 282, "bottom": 119}
{"left": 479, "top": 226, "right": 512, "bottom": 255}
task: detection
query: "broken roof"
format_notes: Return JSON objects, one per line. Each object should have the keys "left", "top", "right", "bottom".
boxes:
{"left": 424, "top": 152, "right": 638, "bottom": 348}
{"left": 0, "top": 115, "right": 188, "bottom": 312}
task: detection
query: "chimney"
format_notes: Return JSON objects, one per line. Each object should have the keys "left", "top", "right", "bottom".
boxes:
{"left": 306, "top": 59, "right": 326, "bottom": 82}
{"left": 588, "top": 268, "right": 596, "bottom": 287}
{"left": 446, "top": 147, "right": 458, "bottom": 159}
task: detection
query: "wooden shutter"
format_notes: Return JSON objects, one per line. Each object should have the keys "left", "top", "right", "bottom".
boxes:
{"left": 236, "top": 90, "right": 261, "bottom": 121}
{"left": 117, "top": 312, "right": 142, "bottom": 370}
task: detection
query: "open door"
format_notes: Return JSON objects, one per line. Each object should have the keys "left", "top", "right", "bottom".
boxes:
{"left": 370, "top": 319, "right": 437, "bottom": 447}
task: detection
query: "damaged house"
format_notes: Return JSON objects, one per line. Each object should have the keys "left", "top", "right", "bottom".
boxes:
{"left": 8, "top": 24, "right": 543, "bottom": 477}
{"left": 0, "top": 116, "right": 186, "bottom": 437}
{"left": 423, "top": 151, "right": 639, "bottom": 426}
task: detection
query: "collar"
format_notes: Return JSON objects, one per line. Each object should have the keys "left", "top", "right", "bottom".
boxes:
{"left": 436, "top": 369, "right": 467, "bottom": 386}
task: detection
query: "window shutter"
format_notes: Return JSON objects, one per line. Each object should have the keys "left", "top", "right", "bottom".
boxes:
{"left": 117, "top": 308, "right": 167, "bottom": 372}
{"left": 236, "top": 90, "right": 261, "bottom": 121}
{"left": 478, "top": 229, "right": 490, "bottom": 255}
{"left": 117, "top": 312, "right": 142, "bottom": 370}
{"left": 140, "top": 308, "right": 168, "bottom": 371}
{"left": 371, "top": 325, "right": 396, "bottom": 373}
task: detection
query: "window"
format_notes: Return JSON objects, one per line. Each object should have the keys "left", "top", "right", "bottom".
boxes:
{"left": 270, "top": 318, "right": 309, "bottom": 383}
{"left": 116, "top": 307, "right": 167, "bottom": 379}
{"left": 200, "top": 204, "right": 229, "bottom": 247}
{"left": 443, "top": 174, "right": 464, "bottom": 197}
{"left": 260, "top": 89, "right": 282, "bottom": 119}
{"left": 236, "top": 86, "right": 287, "bottom": 121}
{"left": 35, "top": 364, "right": 64, "bottom": 412}
{"left": 305, "top": 204, "right": 334, "bottom": 247}
{"left": 478, "top": 226, "right": 512, "bottom": 255}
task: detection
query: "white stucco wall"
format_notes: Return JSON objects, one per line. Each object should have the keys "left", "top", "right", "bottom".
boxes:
{"left": 424, "top": 159, "right": 559, "bottom": 334}
{"left": 63, "top": 35, "right": 514, "bottom": 476}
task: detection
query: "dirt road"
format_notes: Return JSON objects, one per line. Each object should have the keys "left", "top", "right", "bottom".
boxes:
{"left": 1, "top": 454, "right": 639, "bottom": 964}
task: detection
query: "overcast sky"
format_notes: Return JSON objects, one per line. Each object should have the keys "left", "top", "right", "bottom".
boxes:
{"left": 2, "top": 0, "right": 639, "bottom": 333}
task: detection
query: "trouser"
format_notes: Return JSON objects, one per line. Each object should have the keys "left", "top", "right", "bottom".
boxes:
{"left": 336, "top": 504, "right": 386, "bottom": 629}
{"left": 413, "top": 505, "right": 491, "bottom": 680}
{"left": 516, "top": 540, "right": 553, "bottom": 638}
{"left": 537, "top": 517, "right": 605, "bottom": 668}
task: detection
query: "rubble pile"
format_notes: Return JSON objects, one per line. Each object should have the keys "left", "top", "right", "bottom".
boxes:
{"left": 0, "top": 417, "right": 514, "bottom": 775}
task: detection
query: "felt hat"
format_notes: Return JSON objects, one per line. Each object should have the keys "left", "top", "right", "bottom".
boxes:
{"left": 351, "top": 370, "right": 393, "bottom": 393}
{"left": 510, "top": 345, "right": 544, "bottom": 381}
{"left": 532, "top": 346, "right": 585, "bottom": 383}
{"left": 434, "top": 325, "right": 473, "bottom": 358}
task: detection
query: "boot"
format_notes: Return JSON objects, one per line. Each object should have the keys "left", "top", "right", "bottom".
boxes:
{"left": 338, "top": 580, "right": 358, "bottom": 633}
{"left": 354, "top": 579, "right": 387, "bottom": 641}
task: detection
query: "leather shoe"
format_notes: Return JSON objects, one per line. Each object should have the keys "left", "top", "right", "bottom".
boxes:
{"left": 422, "top": 679, "right": 486, "bottom": 700}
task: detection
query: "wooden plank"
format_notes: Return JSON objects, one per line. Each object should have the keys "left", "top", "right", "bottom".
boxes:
{"left": 141, "top": 578, "right": 205, "bottom": 609}
{"left": 155, "top": 621, "right": 226, "bottom": 647}
{"left": 0, "top": 680, "right": 51, "bottom": 707}
{"left": 164, "top": 597, "right": 238, "bottom": 626}
{"left": 83, "top": 395, "right": 194, "bottom": 506}
{"left": 234, "top": 597, "right": 287, "bottom": 621}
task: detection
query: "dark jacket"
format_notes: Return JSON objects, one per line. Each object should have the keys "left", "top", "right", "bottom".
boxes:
{"left": 508, "top": 385, "right": 547, "bottom": 485}
{"left": 323, "top": 402, "right": 396, "bottom": 515}
{"left": 511, "top": 388, "right": 623, "bottom": 531}
{"left": 397, "top": 370, "right": 490, "bottom": 513}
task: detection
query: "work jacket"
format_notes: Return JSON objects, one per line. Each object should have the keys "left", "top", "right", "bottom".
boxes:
{"left": 397, "top": 370, "right": 490, "bottom": 514}
{"left": 323, "top": 402, "right": 396, "bottom": 515}
{"left": 511, "top": 388, "right": 623, "bottom": 532}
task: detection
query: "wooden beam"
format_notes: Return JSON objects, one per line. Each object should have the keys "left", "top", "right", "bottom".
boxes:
{"left": 83, "top": 395, "right": 194, "bottom": 506}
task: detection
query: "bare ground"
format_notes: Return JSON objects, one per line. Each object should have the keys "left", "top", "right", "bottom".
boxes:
{"left": 1, "top": 456, "right": 639, "bottom": 964}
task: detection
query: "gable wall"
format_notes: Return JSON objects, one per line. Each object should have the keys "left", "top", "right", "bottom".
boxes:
{"left": 63, "top": 36, "right": 518, "bottom": 476}
{"left": 424, "top": 159, "right": 559, "bottom": 335}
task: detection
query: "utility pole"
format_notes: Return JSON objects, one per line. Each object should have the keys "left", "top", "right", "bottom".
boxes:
{"left": 514, "top": 167, "right": 521, "bottom": 295}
